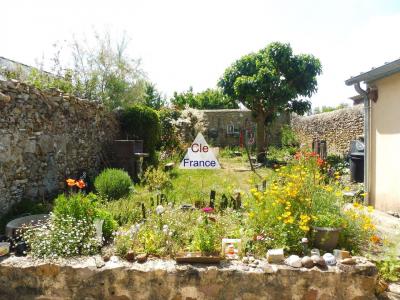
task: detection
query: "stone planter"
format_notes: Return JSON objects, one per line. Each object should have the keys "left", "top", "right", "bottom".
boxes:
{"left": 312, "top": 226, "right": 342, "bottom": 252}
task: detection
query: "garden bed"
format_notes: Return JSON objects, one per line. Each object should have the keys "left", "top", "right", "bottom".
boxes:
{"left": 0, "top": 255, "right": 378, "bottom": 300}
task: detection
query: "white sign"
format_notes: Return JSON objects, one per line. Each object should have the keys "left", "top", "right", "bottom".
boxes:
{"left": 179, "top": 133, "right": 221, "bottom": 169}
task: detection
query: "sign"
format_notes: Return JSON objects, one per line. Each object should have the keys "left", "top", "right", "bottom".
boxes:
{"left": 179, "top": 133, "right": 221, "bottom": 169}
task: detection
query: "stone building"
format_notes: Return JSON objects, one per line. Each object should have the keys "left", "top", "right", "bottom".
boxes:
{"left": 202, "top": 108, "right": 289, "bottom": 148}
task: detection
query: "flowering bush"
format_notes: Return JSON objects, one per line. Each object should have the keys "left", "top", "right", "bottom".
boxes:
{"left": 53, "top": 192, "right": 117, "bottom": 239}
{"left": 22, "top": 214, "right": 100, "bottom": 258}
{"left": 244, "top": 151, "right": 376, "bottom": 254}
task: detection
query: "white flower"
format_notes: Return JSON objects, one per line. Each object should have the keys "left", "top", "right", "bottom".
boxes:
{"left": 156, "top": 205, "right": 165, "bottom": 215}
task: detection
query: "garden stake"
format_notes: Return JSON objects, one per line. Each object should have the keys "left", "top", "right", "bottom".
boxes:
{"left": 209, "top": 190, "right": 216, "bottom": 208}
{"left": 141, "top": 203, "right": 146, "bottom": 221}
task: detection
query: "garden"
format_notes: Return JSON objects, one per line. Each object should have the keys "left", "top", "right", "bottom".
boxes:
{"left": 9, "top": 144, "right": 379, "bottom": 268}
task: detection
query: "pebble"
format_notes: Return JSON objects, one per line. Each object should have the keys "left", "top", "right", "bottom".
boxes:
{"left": 341, "top": 258, "right": 356, "bottom": 265}
{"left": 322, "top": 253, "right": 337, "bottom": 266}
{"left": 136, "top": 253, "right": 148, "bottom": 263}
{"left": 313, "top": 256, "right": 327, "bottom": 268}
{"left": 125, "top": 251, "right": 135, "bottom": 262}
{"left": 301, "top": 256, "right": 314, "bottom": 268}
{"left": 242, "top": 257, "right": 249, "bottom": 264}
{"left": 285, "top": 255, "right": 302, "bottom": 268}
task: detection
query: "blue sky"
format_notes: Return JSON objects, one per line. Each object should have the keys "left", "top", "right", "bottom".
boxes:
{"left": 1, "top": 0, "right": 400, "bottom": 108}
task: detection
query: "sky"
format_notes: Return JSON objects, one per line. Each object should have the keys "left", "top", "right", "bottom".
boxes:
{"left": 1, "top": 0, "right": 400, "bottom": 108}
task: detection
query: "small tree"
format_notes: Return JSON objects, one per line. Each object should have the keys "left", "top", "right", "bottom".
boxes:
{"left": 218, "top": 42, "right": 321, "bottom": 160}
{"left": 144, "top": 82, "right": 166, "bottom": 110}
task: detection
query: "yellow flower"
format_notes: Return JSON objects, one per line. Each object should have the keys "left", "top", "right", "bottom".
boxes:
{"left": 367, "top": 206, "right": 374, "bottom": 213}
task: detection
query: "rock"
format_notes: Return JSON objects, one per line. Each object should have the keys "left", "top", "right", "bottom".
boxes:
{"left": 136, "top": 253, "right": 148, "bottom": 263}
{"left": 389, "top": 283, "right": 400, "bottom": 294}
{"left": 102, "top": 254, "right": 110, "bottom": 262}
{"left": 285, "top": 255, "right": 302, "bottom": 268}
{"left": 301, "top": 256, "right": 314, "bottom": 268}
{"left": 125, "top": 251, "right": 135, "bottom": 262}
{"left": 0, "top": 92, "right": 11, "bottom": 103}
{"left": 248, "top": 256, "right": 255, "bottom": 263}
{"left": 340, "top": 258, "right": 356, "bottom": 265}
{"left": 267, "top": 248, "right": 284, "bottom": 263}
{"left": 242, "top": 256, "right": 249, "bottom": 264}
{"left": 322, "top": 253, "right": 337, "bottom": 266}
{"left": 312, "top": 255, "right": 327, "bottom": 268}
{"left": 333, "top": 249, "right": 351, "bottom": 260}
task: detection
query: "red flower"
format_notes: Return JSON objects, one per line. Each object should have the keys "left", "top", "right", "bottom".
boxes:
{"left": 317, "top": 157, "right": 324, "bottom": 166}
{"left": 75, "top": 179, "right": 86, "bottom": 189}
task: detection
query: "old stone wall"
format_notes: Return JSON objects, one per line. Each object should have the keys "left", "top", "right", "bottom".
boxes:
{"left": 291, "top": 106, "right": 364, "bottom": 156}
{"left": 0, "top": 80, "right": 119, "bottom": 214}
{"left": 202, "top": 109, "right": 289, "bottom": 148}
{"left": 0, "top": 256, "right": 378, "bottom": 300}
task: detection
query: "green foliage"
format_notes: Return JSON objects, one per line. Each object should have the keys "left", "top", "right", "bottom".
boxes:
{"left": 53, "top": 192, "right": 117, "bottom": 239}
{"left": 2, "top": 32, "right": 146, "bottom": 110}
{"left": 281, "top": 125, "right": 299, "bottom": 147}
{"left": 158, "top": 108, "right": 183, "bottom": 154}
{"left": 94, "top": 168, "right": 132, "bottom": 200}
{"left": 191, "top": 215, "right": 220, "bottom": 254}
{"left": 100, "top": 194, "right": 145, "bottom": 226}
{"left": 313, "top": 103, "right": 349, "bottom": 114}
{"left": 144, "top": 82, "right": 166, "bottom": 110}
{"left": 266, "top": 146, "right": 297, "bottom": 163}
{"left": 143, "top": 167, "right": 172, "bottom": 192}
{"left": 120, "top": 105, "right": 161, "bottom": 165}
{"left": 376, "top": 257, "right": 400, "bottom": 282}
{"left": 218, "top": 42, "right": 321, "bottom": 155}
{"left": 171, "top": 88, "right": 238, "bottom": 109}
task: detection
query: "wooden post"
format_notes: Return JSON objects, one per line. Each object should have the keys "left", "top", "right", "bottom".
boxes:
{"left": 141, "top": 203, "right": 146, "bottom": 220}
{"left": 209, "top": 190, "right": 216, "bottom": 208}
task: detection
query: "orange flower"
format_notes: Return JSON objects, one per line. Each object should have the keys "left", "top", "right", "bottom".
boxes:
{"left": 317, "top": 157, "right": 324, "bottom": 166}
{"left": 75, "top": 179, "right": 86, "bottom": 189}
{"left": 66, "top": 179, "right": 76, "bottom": 187}
{"left": 370, "top": 235, "right": 381, "bottom": 244}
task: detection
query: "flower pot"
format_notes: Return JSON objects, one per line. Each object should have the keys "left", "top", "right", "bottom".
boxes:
{"left": 311, "top": 226, "right": 342, "bottom": 252}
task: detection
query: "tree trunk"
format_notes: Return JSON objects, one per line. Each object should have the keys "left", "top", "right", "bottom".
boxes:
{"left": 256, "top": 114, "right": 266, "bottom": 162}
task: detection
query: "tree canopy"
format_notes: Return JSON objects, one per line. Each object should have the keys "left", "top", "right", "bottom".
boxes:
{"left": 218, "top": 42, "right": 322, "bottom": 159}
{"left": 170, "top": 87, "right": 238, "bottom": 109}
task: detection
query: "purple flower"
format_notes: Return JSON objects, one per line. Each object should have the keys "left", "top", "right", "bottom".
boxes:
{"left": 202, "top": 207, "right": 214, "bottom": 213}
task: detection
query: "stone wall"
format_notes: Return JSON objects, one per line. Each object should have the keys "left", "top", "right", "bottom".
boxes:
{"left": 0, "top": 256, "right": 378, "bottom": 299}
{"left": 0, "top": 80, "right": 119, "bottom": 214}
{"left": 291, "top": 106, "right": 364, "bottom": 156}
{"left": 202, "top": 109, "right": 289, "bottom": 148}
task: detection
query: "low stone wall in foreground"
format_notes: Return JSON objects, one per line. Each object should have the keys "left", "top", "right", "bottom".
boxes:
{"left": 0, "top": 256, "right": 378, "bottom": 300}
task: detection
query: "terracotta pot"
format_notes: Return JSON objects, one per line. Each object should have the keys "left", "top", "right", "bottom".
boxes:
{"left": 311, "top": 226, "right": 342, "bottom": 252}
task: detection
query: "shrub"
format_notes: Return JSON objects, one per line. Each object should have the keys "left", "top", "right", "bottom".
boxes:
{"left": 53, "top": 192, "right": 117, "bottom": 239}
{"left": 143, "top": 167, "right": 172, "bottom": 192}
{"left": 94, "top": 168, "right": 132, "bottom": 200}
{"left": 120, "top": 105, "right": 161, "bottom": 165}
{"left": 158, "top": 108, "right": 183, "bottom": 154}
{"left": 244, "top": 150, "right": 376, "bottom": 255}
{"left": 22, "top": 213, "right": 100, "bottom": 258}
{"left": 281, "top": 125, "right": 299, "bottom": 147}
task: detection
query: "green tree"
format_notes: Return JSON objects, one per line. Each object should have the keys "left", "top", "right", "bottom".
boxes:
{"left": 218, "top": 42, "right": 322, "bottom": 160}
{"left": 170, "top": 87, "right": 238, "bottom": 109}
{"left": 194, "top": 88, "right": 238, "bottom": 109}
{"left": 170, "top": 87, "right": 197, "bottom": 109}
{"left": 1, "top": 31, "right": 146, "bottom": 110}
{"left": 144, "top": 82, "right": 166, "bottom": 110}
